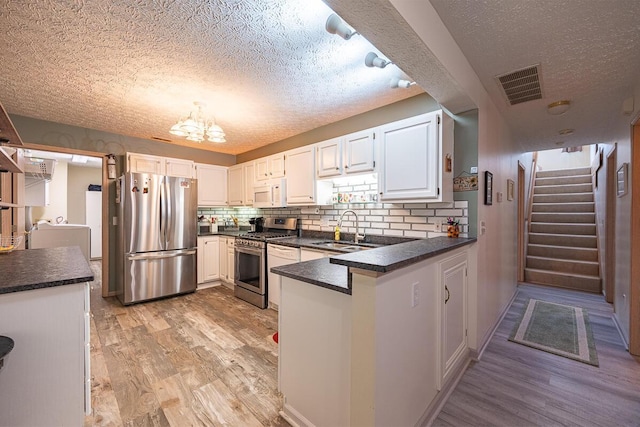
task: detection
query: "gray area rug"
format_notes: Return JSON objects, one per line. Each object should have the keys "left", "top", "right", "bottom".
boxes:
{"left": 509, "top": 298, "right": 599, "bottom": 366}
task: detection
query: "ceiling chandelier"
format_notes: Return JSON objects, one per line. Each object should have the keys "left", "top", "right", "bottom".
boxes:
{"left": 169, "top": 101, "right": 226, "bottom": 143}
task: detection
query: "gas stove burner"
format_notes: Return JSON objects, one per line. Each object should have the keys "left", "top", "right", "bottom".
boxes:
{"left": 238, "top": 231, "right": 294, "bottom": 240}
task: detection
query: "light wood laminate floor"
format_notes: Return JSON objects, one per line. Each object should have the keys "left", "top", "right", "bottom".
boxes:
{"left": 84, "top": 262, "right": 285, "bottom": 427}
{"left": 434, "top": 283, "right": 640, "bottom": 427}
{"left": 85, "top": 262, "right": 640, "bottom": 427}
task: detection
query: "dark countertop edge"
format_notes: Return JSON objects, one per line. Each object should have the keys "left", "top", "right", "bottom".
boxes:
{"left": 0, "top": 246, "right": 94, "bottom": 295}
{"left": 0, "top": 335, "right": 14, "bottom": 359}
{"left": 271, "top": 259, "right": 352, "bottom": 295}
{"left": 0, "top": 275, "right": 94, "bottom": 295}
{"left": 329, "top": 237, "right": 477, "bottom": 273}
{"left": 198, "top": 231, "right": 244, "bottom": 237}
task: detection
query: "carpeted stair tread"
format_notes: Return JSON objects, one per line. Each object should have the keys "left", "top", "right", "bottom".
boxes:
{"left": 536, "top": 167, "right": 591, "bottom": 178}
{"left": 530, "top": 212, "right": 595, "bottom": 223}
{"left": 528, "top": 233, "right": 597, "bottom": 248}
{"left": 534, "top": 183, "right": 593, "bottom": 194}
{"left": 529, "top": 222, "right": 596, "bottom": 235}
{"left": 524, "top": 268, "right": 601, "bottom": 293}
{"left": 531, "top": 202, "right": 595, "bottom": 213}
{"left": 533, "top": 193, "right": 594, "bottom": 203}
{"left": 535, "top": 175, "right": 592, "bottom": 186}
{"left": 526, "top": 255, "right": 599, "bottom": 276}
{"left": 527, "top": 244, "right": 598, "bottom": 261}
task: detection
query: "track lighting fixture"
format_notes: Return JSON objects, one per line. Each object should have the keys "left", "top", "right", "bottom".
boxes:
{"left": 325, "top": 13, "right": 358, "bottom": 40}
{"left": 365, "top": 52, "right": 391, "bottom": 69}
{"left": 389, "top": 77, "right": 416, "bottom": 89}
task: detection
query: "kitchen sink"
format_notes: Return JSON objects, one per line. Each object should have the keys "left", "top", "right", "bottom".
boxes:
{"left": 310, "top": 241, "right": 382, "bottom": 252}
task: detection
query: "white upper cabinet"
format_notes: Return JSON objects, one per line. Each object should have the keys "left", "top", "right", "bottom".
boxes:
{"left": 195, "top": 163, "right": 228, "bottom": 207}
{"left": 286, "top": 146, "right": 332, "bottom": 206}
{"left": 316, "top": 137, "right": 343, "bottom": 178}
{"left": 255, "top": 153, "right": 285, "bottom": 181}
{"left": 165, "top": 158, "right": 195, "bottom": 178}
{"left": 228, "top": 161, "right": 254, "bottom": 207}
{"left": 127, "top": 153, "right": 165, "bottom": 175}
{"left": 227, "top": 164, "right": 244, "bottom": 206}
{"left": 127, "top": 153, "right": 194, "bottom": 178}
{"left": 316, "top": 130, "right": 375, "bottom": 179}
{"left": 344, "top": 129, "right": 375, "bottom": 174}
{"left": 378, "top": 110, "right": 453, "bottom": 203}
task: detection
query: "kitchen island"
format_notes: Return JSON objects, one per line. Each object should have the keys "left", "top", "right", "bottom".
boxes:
{"left": 0, "top": 246, "right": 93, "bottom": 426}
{"left": 271, "top": 236, "right": 477, "bottom": 427}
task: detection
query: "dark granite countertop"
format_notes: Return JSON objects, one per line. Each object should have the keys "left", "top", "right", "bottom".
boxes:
{"left": 270, "top": 258, "right": 351, "bottom": 295}
{"left": 270, "top": 235, "right": 476, "bottom": 293}
{"left": 0, "top": 246, "right": 94, "bottom": 294}
{"left": 330, "top": 236, "right": 476, "bottom": 273}
{"left": 198, "top": 230, "right": 244, "bottom": 238}
{"left": 268, "top": 233, "right": 415, "bottom": 253}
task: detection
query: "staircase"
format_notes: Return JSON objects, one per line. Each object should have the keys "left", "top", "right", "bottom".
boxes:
{"left": 524, "top": 167, "right": 601, "bottom": 293}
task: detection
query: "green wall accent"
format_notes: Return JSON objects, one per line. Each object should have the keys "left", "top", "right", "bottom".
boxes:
{"left": 452, "top": 109, "right": 479, "bottom": 237}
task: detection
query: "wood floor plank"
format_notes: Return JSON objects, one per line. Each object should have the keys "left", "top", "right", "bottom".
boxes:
{"left": 433, "top": 283, "right": 640, "bottom": 426}
{"left": 192, "top": 379, "right": 263, "bottom": 427}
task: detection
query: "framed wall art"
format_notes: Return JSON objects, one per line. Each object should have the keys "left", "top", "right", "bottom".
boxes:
{"left": 484, "top": 171, "right": 493, "bottom": 205}
{"left": 617, "top": 163, "right": 628, "bottom": 197}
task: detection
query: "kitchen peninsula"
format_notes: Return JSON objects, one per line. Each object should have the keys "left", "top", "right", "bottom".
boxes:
{"left": 272, "top": 236, "right": 477, "bottom": 427}
{"left": 0, "top": 246, "right": 93, "bottom": 426}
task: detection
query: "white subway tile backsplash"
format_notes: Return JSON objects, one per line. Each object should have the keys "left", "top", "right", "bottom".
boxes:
{"left": 410, "top": 209, "right": 435, "bottom": 216}
{"left": 370, "top": 222, "right": 390, "bottom": 229}
{"left": 365, "top": 216, "right": 384, "bottom": 222}
{"left": 383, "top": 229, "right": 404, "bottom": 236}
{"left": 405, "top": 230, "right": 428, "bottom": 238}
{"left": 390, "top": 222, "right": 411, "bottom": 230}
{"left": 434, "top": 209, "right": 463, "bottom": 217}
{"left": 404, "top": 216, "right": 427, "bottom": 223}
{"left": 454, "top": 201, "right": 469, "bottom": 208}
{"left": 389, "top": 209, "right": 411, "bottom": 216}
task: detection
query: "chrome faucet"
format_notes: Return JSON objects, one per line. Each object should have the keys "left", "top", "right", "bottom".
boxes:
{"left": 338, "top": 209, "right": 365, "bottom": 244}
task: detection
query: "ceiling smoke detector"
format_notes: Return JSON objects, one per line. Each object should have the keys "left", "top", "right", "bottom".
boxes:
{"left": 495, "top": 64, "right": 543, "bottom": 105}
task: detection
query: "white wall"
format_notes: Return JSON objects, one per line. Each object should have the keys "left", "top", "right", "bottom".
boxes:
{"left": 67, "top": 164, "right": 102, "bottom": 224}
{"left": 537, "top": 146, "right": 592, "bottom": 171}
{"left": 32, "top": 161, "right": 67, "bottom": 223}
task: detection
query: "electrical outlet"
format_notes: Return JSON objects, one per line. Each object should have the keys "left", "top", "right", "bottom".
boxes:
{"left": 470, "top": 166, "right": 478, "bottom": 174}
{"left": 411, "top": 282, "right": 419, "bottom": 307}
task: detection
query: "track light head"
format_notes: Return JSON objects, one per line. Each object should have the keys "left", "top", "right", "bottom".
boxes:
{"left": 325, "top": 13, "right": 357, "bottom": 40}
{"left": 390, "top": 77, "right": 415, "bottom": 89}
{"left": 365, "top": 52, "right": 391, "bottom": 68}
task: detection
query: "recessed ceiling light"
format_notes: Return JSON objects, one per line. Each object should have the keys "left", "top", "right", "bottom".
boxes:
{"left": 558, "top": 128, "right": 575, "bottom": 136}
{"left": 555, "top": 141, "right": 565, "bottom": 145}
{"left": 547, "top": 100, "right": 571, "bottom": 115}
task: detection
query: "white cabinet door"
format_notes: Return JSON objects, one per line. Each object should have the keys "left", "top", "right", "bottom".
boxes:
{"left": 286, "top": 146, "right": 316, "bottom": 205}
{"left": 378, "top": 112, "right": 440, "bottom": 201}
{"left": 165, "top": 158, "right": 194, "bottom": 178}
{"left": 254, "top": 154, "right": 286, "bottom": 182}
{"left": 203, "top": 237, "right": 220, "bottom": 282}
{"left": 85, "top": 191, "right": 102, "bottom": 259}
{"left": 244, "top": 162, "right": 255, "bottom": 206}
{"left": 196, "top": 163, "right": 228, "bottom": 206}
{"left": 287, "top": 146, "right": 333, "bottom": 206}
{"left": 439, "top": 252, "right": 468, "bottom": 388}
{"left": 344, "top": 129, "right": 375, "bottom": 174}
{"left": 228, "top": 164, "right": 244, "bottom": 206}
{"left": 316, "top": 137, "right": 343, "bottom": 178}
{"left": 219, "top": 237, "right": 228, "bottom": 281}
{"left": 198, "top": 236, "right": 219, "bottom": 284}
{"left": 127, "top": 153, "right": 165, "bottom": 175}
{"left": 227, "top": 245, "right": 235, "bottom": 283}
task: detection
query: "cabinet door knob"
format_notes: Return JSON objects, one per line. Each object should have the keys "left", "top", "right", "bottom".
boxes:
{"left": 345, "top": 165, "right": 349, "bottom": 169}
{"left": 336, "top": 167, "right": 339, "bottom": 170}
{"left": 445, "top": 285, "right": 450, "bottom": 304}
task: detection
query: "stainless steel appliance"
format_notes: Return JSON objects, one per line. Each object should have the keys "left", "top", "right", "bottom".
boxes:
{"left": 234, "top": 217, "right": 298, "bottom": 308}
{"left": 116, "top": 172, "right": 197, "bottom": 305}
{"left": 248, "top": 217, "right": 264, "bottom": 232}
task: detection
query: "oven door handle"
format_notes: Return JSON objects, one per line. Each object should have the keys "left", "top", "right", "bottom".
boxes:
{"left": 234, "top": 246, "right": 263, "bottom": 256}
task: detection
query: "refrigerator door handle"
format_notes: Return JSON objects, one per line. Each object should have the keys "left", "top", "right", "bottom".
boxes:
{"left": 164, "top": 178, "right": 173, "bottom": 248}
{"left": 127, "top": 249, "right": 197, "bottom": 261}
{"left": 159, "top": 177, "right": 166, "bottom": 249}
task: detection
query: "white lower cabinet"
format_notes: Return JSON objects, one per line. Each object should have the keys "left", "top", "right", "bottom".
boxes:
{"left": 438, "top": 251, "right": 468, "bottom": 388}
{"left": 197, "top": 236, "right": 220, "bottom": 285}
{"left": 227, "top": 243, "right": 235, "bottom": 284}
{"left": 267, "top": 244, "right": 301, "bottom": 310}
{"left": 219, "top": 237, "right": 228, "bottom": 282}
{"left": 0, "top": 283, "right": 90, "bottom": 425}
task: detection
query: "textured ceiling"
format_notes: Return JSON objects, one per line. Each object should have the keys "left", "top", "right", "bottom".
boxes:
{"left": 430, "top": 0, "right": 640, "bottom": 152}
{"left": 0, "top": 0, "right": 421, "bottom": 155}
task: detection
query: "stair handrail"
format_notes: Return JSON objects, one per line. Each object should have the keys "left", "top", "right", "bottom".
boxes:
{"left": 526, "top": 152, "right": 539, "bottom": 232}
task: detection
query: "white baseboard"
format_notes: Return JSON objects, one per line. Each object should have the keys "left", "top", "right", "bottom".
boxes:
{"left": 472, "top": 288, "right": 518, "bottom": 361}
{"left": 612, "top": 313, "right": 630, "bottom": 350}
{"left": 280, "top": 402, "right": 315, "bottom": 427}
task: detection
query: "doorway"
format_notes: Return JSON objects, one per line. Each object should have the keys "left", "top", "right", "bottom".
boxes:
{"left": 517, "top": 161, "right": 526, "bottom": 282}
{"left": 604, "top": 146, "right": 616, "bottom": 303}
{"left": 630, "top": 120, "right": 640, "bottom": 355}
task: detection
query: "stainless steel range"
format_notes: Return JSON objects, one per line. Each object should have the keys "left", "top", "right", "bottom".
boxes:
{"left": 234, "top": 217, "right": 298, "bottom": 308}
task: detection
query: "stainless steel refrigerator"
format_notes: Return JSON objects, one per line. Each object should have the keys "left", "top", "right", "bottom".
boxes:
{"left": 116, "top": 172, "right": 197, "bottom": 305}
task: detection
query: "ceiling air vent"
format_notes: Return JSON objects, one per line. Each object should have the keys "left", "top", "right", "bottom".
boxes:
{"left": 496, "top": 64, "right": 543, "bottom": 105}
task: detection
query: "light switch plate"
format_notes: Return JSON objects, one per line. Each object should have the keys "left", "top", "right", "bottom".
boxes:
{"left": 470, "top": 166, "right": 478, "bottom": 174}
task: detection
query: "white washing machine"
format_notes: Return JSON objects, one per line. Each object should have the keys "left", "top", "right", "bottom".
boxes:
{"left": 30, "top": 222, "right": 91, "bottom": 262}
